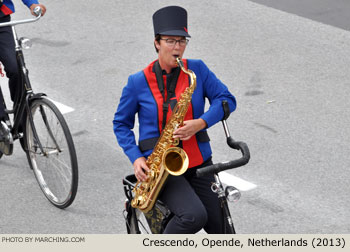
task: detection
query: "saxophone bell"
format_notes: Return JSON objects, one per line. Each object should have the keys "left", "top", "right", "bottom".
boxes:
{"left": 163, "top": 147, "right": 189, "bottom": 176}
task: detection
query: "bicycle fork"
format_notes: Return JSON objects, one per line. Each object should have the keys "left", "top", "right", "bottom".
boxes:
{"left": 25, "top": 94, "right": 62, "bottom": 157}
{"left": 211, "top": 174, "right": 236, "bottom": 234}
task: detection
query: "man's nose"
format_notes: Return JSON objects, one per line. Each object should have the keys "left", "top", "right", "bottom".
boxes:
{"left": 174, "top": 41, "right": 181, "bottom": 49}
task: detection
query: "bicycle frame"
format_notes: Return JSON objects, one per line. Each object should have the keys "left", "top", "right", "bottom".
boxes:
{"left": 0, "top": 7, "right": 52, "bottom": 155}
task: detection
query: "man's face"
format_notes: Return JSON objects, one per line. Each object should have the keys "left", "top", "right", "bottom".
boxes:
{"left": 155, "top": 36, "right": 188, "bottom": 73}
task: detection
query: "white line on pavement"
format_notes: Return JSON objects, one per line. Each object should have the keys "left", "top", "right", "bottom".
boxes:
{"left": 48, "top": 99, "right": 75, "bottom": 114}
{"left": 218, "top": 172, "right": 257, "bottom": 191}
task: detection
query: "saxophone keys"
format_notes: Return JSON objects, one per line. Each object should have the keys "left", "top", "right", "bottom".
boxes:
{"left": 144, "top": 184, "right": 151, "bottom": 193}
{"left": 131, "top": 195, "right": 143, "bottom": 207}
{"left": 140, "top": 182, "right": 147, "bottom": 191}
{"left": 149, "top": 169, "right": 156, "bottom": 179}
{"left": 131, "top": 200, "right": 138, "bottom": 208}
{"left": 153, "top": 157, "right": 160, "bottom": 165}
{"left": 150, "top": 164, "right": 158, "bottom": 171}
{"left": 138, "top": 195, "right": 145, "bottom": 205}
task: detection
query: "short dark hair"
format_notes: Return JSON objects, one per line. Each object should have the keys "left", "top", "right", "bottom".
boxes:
{"left": 154, "top": 34, "right": 161, "bottom": 53}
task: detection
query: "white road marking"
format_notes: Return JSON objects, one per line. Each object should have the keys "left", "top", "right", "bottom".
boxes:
{"left": 218, "top": 171, "right": 257, "bottom": 191}
{"left": 48, "top": 99, "right": 75, "bottom": 114}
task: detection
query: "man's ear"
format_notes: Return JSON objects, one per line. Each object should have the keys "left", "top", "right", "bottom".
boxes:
{"left": 154, "top": 40, "right": 160, "bottom": 50}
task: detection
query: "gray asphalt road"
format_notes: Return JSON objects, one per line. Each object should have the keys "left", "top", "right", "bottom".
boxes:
{"left": 1, "top": 0, "right": 350, "bottom": 234}
{"left": 249, "top": 0, "right": 350, "bottom": 31}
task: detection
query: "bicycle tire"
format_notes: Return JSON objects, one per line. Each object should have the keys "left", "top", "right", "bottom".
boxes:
{"left": 24, "top": 97, "right": 78, "bottom": 209}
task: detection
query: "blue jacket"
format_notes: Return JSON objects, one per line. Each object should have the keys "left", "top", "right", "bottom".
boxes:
{"left": 113, "top": 59, "right": 236, "bottom": 167}
{"left": 1, "top": 0, "right": 38, "bottom": 17}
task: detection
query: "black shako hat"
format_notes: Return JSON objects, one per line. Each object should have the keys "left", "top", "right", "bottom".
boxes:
{"left": 153, "top": 6, "right": 191, "bottom": 38}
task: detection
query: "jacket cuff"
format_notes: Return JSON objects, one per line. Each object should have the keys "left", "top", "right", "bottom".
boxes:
{"left": 200, "top": 113, "right": 216, "bottom": 129}
{"left": 127, "top": 146, "right": 144, "bottom": 165}
{"left": 23, "top": 0, "right": 39, "bottom": 9}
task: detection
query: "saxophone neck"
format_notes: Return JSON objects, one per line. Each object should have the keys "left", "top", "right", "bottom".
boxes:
{"left": 176, "top": 57, "right": 197, "bottom": 89}
{"left": 176, "top": 57, "right": 189, "bottom": 74}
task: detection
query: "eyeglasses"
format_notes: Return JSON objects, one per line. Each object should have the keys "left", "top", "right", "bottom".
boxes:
{"left": 160, "top": 38, "right": 189, "bottom": 47}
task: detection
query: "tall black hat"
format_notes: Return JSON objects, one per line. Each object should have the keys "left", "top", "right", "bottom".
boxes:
{"left": 152, "top": 6, "right": 191, "bottom": 38}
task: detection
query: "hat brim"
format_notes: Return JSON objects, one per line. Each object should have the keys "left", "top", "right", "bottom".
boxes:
{"left": 158, "top": 29, "right": 191, "bottom": 38}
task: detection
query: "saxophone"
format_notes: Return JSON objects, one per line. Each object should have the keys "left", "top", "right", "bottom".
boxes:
{"left": 131, "top": 57, "right": 197, "bottom": 213}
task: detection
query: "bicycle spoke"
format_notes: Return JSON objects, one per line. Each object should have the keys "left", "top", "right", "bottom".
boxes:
{"left": 39, "top": 105, "right": 62, "bottom": 152}
{"left": 25, "top": 98, "right": 78, "bottom": 208}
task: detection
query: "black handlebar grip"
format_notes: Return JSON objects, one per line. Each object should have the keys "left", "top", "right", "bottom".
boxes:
{"left": 196, "top": 141, "right": 250, "bottom": 177}
{"left": 196, "top": 163, "right": 222, "bottom": 177}
{"left": 222, "top": 100, "right": 230, "bottom": 121}
{"left": 227, "top": 136, "right": 240, "bottom": 150}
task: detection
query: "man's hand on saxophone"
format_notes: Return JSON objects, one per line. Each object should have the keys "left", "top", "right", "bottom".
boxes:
{"left": 173, "top": 118, "right": 207, "bottom": 141}
{"left": 133, "top": 157, "right": 149, "bottom": 182}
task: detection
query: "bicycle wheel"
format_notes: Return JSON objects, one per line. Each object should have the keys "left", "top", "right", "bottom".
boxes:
{"left": 24, "top": 97, "right": 78, "bottom": 208}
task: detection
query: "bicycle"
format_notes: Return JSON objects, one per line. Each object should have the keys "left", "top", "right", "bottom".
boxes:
{"left": 0, "top": 7, "right": 78, "bottom": 209}
{"left": 122, "top": 101, "right": 250, "bottom": 234}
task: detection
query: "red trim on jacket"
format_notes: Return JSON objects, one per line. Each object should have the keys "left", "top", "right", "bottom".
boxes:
{"left": 143, "top": 59, "right": 204, "bottom": 168}
{"left": 143, "top": 60, "right": 164, "bottom": 133}
{"left": 1, "top": 5, "right": 13, "bottom": 16}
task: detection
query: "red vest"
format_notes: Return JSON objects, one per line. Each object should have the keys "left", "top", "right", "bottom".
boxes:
{"left": 143, "top": 60, "right": 204, "bottom": 168}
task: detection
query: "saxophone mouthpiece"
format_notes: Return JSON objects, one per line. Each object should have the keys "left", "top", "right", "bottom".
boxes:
{"left": 176, "top": 57, "right": 184, "bottom": 68}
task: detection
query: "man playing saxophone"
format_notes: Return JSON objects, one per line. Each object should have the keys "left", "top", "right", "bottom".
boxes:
{"left": 113, "top": 6, "right": 236, "bottom": 234}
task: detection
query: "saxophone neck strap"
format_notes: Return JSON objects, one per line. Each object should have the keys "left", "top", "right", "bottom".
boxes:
{"left": 154, "top": 60, "right": 180, "bottom": 130}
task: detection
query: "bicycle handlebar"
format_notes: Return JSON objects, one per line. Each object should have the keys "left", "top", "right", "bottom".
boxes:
{"left": 0, "top": 6, "right": 42, "bottom": 28}
{"left": 196, "top": 100, "right": 251, "bottom": 177}
{"left": 196, "top": 139, "right": 250, "bottom": 177}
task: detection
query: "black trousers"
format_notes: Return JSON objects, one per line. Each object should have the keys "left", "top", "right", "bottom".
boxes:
{"left": 158, "top": 158, "right": 224, "bottom": 234}
{"left": 0, "top": 15, "right": 19, "bottom": 120}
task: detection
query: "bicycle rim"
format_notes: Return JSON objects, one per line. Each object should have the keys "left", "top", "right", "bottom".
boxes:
{"left": 25, "top": 98, "right": 78, "bottom": 208}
